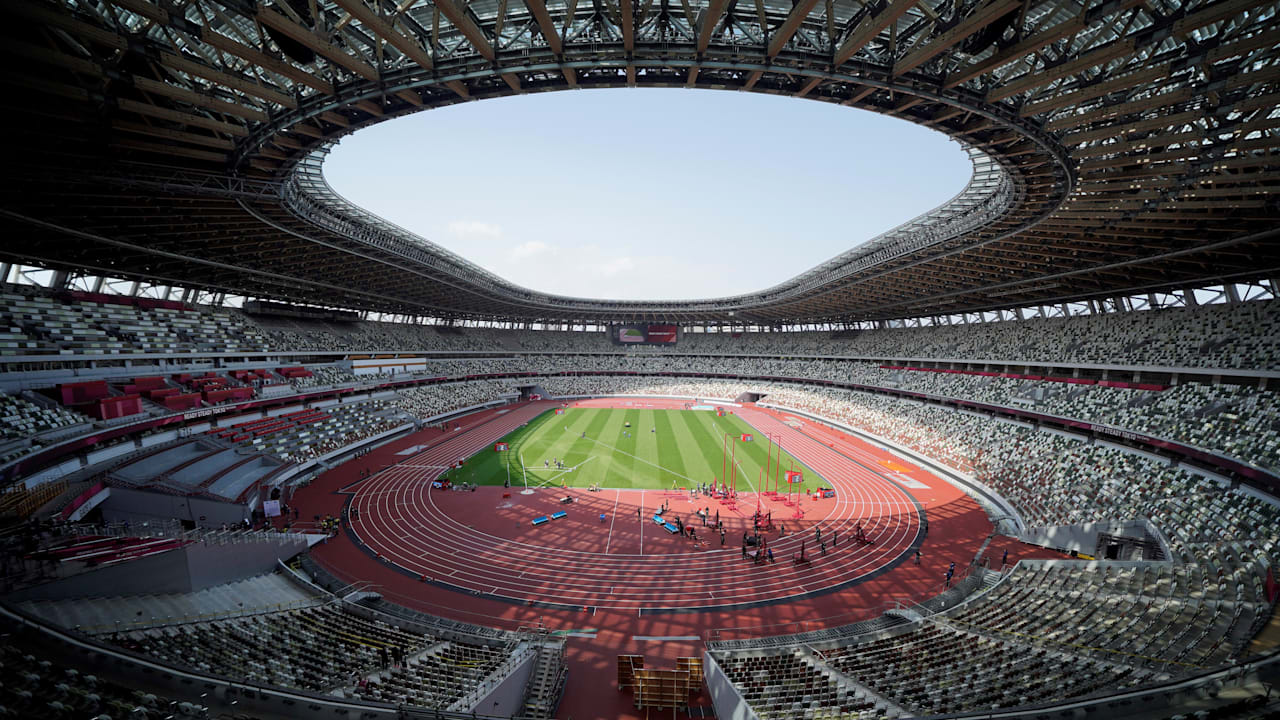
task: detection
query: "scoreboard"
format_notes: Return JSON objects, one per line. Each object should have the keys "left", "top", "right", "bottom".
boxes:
{"left": 613, "top": 324, "right": 679, "bottom": 345}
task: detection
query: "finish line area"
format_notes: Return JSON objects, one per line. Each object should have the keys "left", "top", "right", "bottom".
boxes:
{"left": 340, "top": 400, "right": 929, "bottom": 612}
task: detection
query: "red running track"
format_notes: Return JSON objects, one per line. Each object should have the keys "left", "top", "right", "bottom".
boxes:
{"left": 289, "top": 399, "right": 1067, "bottom": 720}
{"left": 347, "top": 400, "right": 923, "bottom": 611}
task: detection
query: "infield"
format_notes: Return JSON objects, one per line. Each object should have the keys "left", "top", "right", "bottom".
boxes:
{"left": 453, "top": 406, "right": 820, "bottom": 492}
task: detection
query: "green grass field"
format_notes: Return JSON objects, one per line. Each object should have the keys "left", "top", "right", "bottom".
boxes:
{"left": 453, "top": 407, "right": 820, "bottom": 491}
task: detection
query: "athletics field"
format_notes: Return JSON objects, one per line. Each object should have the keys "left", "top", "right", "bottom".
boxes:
{"left": 453, "top": 407, "right": 820, "bottom": 491}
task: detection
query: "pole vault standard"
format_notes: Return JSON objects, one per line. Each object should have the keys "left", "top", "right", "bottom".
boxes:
{"left": 721, "top": 432, "right": 728, "bottom": 496}
{"left": 778, "top": 458, "right": 788, "bottom": 504}
{"left": 730, "top": 434, "right": 738, "bottom": 497}
{"left": 775, "top": 435, "right": 784, "bottom": 496}
{"left": 519, "top": 449, "right": 533, "bottom": 495}
{"left": 764, "top": 434, "right": 775, "bottom": 498}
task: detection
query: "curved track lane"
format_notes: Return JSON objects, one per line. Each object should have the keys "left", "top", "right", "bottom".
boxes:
{"left": 346, "top": 401, "right": 924, "bottom": 611}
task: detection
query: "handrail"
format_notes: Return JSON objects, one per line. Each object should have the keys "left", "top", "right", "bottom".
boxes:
{"left": 76, "top": 596, "right": 330, "bottom": 635}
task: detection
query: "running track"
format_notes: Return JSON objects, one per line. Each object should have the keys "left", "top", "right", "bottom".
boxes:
{"left": 346, "top": 400, "right": 924, "bottom": 611}
{"left": 289, "top": 399, "right": 1063, "bottom": 720}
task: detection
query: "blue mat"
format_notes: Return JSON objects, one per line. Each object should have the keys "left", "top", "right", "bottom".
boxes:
{"left": 652, "top": 515, "right": 666, "bottom": 524}
{"left": 532, "top": 516, "right": 549, "bottom": 526}
{"left": 663, "top": 523, "right": 679, "bottom": 534}
{"left": 551, "top": 511, "right": 567, "bottom": 520}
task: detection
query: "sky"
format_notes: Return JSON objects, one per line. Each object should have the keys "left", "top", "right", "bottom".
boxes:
{"left": 324, "top": 88, "right": 972, "bottom": 301}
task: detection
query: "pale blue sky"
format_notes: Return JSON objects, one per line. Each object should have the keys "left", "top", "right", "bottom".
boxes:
{"left": 324, "top": 88, "right": 971, "bottom": 300}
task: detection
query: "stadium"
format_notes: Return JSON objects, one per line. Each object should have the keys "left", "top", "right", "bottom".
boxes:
{"left": 1, "top": 0, "right": 1280, "bottom": 716}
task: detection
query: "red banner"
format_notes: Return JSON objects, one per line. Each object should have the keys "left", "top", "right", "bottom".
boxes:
{"left": 785, "top": 470, "right": 803, "bottom": 484}
{"left": 494, "top": 442, "right": 509, "bottom": 452}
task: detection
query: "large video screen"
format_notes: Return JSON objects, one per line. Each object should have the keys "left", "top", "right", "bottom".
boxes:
{"left": 613, "top": 324, "right": 680, "bottom": 345}
{"left": 646, "top": 324, "right": 678, "bottom": 343}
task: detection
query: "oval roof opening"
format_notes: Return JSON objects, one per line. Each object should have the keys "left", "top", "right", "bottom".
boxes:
{"left": 324, "top": 87, "right": 972, "bottom": 300}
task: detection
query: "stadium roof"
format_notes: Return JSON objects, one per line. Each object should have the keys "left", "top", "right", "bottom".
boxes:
{"left": 2, "top": 0, "right": 1278, "bottom": 324}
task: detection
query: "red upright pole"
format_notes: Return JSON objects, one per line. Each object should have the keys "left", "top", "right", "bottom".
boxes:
{"left": 765, "top": 435, "right": 774, "bottom": 495}
{"left": 785, "top": 463, "right": 789, "bottom": 503}
{"left": 775, "top": 435, "right": 783, "bottom": 495}
{"left": 731, "top": 438, "right": 737, "bottom": 496}
{"left": 721, "top": 432, "right": 728, "bottom": 495}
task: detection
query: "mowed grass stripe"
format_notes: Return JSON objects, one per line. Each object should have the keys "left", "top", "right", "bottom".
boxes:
{"left": 714, "top": 414, "right": 769, "bottom": 491}
{"left": 630, "top": 410, "right": 659, "bottom": 488}
{"left": 651, "top": 410, "right": 687, "bottom": 480}
{"left": 507, "top": 414, "right": 548, "bottom": 482}
{"left": 668, "top": 409, "right": 722, "bottom": 487}
{"left": 460, "top": 408, "right": 823, "bottom": 490}
{"left": 701, "top": 413, "right": 755, "bottom": 492}
{"left": 595, "top": 409, "right": 630, "bottom": 487}
{"left": 607, "top": 408, "right": 682, "bottom": 488}
{"left": 619, "top": 409, "right": 641, "bottom": 482}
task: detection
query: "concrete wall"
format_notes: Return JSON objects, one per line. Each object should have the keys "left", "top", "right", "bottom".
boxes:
{"left": 465, "top": 645, "right": 537, "bottom": 715}
{"left": 100, "top": 486, "right": 248, "bottom": 528}
{"left": 9, "top": 546, "right": 192, "bottom": 601}
{"left": 184, "top": 536, "right": 308, "bottom": 591}
{"left": 704, "top": 651, "right": 758, "bottom": 720}
{"left": 9, "top": 534, "right": 309, "bottom": 601}
{"left": 1020, "top": 518, "right": 1163, "bottom": 558}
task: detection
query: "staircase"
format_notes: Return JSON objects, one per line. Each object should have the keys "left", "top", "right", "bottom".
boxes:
{"left": 520, "top": 641, "right": 568, "bottom": 719}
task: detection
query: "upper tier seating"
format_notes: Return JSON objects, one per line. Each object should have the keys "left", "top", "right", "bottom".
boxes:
{"left": 5, "top": 284, "right": 1279, "bottom": 369}
{"left": 0, "top": 285, "right": 273, "bottom": 355}
{"left": 390, "top": 380, "right": 513, "bottom": 419}
{"left": 242, "top": 298, "right": 1280, "bottom": 369}
{"left": 0, "top": 390, "right": 88, "bottom": 444}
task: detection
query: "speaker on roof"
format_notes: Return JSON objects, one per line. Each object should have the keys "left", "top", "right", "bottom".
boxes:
{"left": 263, "top": 0, "right": 317, "bottom": 65}
{"left": 960, "top": 5, "right": 1019, "bottom": 56}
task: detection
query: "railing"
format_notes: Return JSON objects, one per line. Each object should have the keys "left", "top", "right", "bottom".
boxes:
{"left": 69, "top": 520, "right": 309, "bottom": 547}
{"left": 446, "top": 643, "right": 538, "bottom": 714}
{"left": 303, "top": 553, "right": 546, "bottom": 636}
{"left": 75, "top": 595, "right": 330, "bottom": 636}
{"left": 707, "top": 563, "right": 994, "bottom": 650}
{"left": 706, "top": 601, "right": 911, "bottom": 648}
